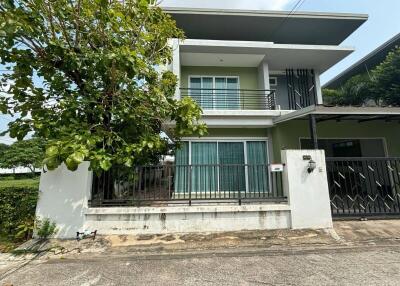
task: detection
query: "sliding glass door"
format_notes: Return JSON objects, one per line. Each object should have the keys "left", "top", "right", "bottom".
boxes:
{"left": 175, "top": 140, "right": 269, "bottom": 194}
{"left": 247, "top": 141, "right": 268, "bottom": 193}
{"left": 219, "top": 142, "right": 246, "bottom": 192}
{"left": 191, "top": 142, "right": 218, "bottom": 193}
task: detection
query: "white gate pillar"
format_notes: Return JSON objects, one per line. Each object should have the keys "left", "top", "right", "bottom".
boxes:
{"left": 281, "top": 150, "right": 333, "bottom": 229}
{"left": 35, "top": 162, "right": 92, "bottom": 238}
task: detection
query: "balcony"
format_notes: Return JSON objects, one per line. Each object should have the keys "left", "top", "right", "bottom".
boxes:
{"left": 180, "top": 88, "right": 276, "bottom": 110}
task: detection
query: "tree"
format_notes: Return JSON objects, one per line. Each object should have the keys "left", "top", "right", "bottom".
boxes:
{"left": 322, "top": 88, "right": 344, "bottom": 106}
{"left": 323, "top": 46, "right": 400, "bottom": 107}
{"left": 0, "top": 143, "right": 9, "bottom": 158}
{"left": 372, "top": 46, "right": 400, "bottom": 106}
{"left": 323, "top": 74, "right": 373, "bottom": 106}
{"left": 0, "top": 138, "right": 45, "bottom": 173}
{"left": 0, "top": 0, "right": 206, "bottom": 172}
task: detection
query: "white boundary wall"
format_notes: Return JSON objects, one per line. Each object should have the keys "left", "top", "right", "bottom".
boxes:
{"left": 37, "top": 150, "right": 333, "bottom": 238}
{"left": 85, "top": 205, "right": 291, "bottom": 235}
{"left": 35, "top": 162, "right": 92, "bottom": 238}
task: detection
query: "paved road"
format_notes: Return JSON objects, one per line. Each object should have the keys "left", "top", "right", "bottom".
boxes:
{"left": 1, "top": 244, "right": 400, "bottom": 286}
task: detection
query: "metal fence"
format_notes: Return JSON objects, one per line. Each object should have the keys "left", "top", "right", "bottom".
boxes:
{"left": 89, "top": 164, "right": 286, "bottom": 207}
{"left": 180, "top": 88, "right": 276, "bottom": 110}
{"left": 326, "top": 157, "right": 400, "bottom": 217}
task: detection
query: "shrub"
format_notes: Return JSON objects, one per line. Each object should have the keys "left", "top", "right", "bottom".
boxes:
{"left": 0, "top": 179, "right": 39, "bottom": 239}
{"left": 35, "top": 218, "right": 58, "bottom": 240}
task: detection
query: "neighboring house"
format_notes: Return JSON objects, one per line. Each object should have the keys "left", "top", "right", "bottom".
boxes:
{"left": 36, "top": 8, "right": 400, "bottom": 238}
{"left": 324, "top": 32, "right": 400, "bottom": 89}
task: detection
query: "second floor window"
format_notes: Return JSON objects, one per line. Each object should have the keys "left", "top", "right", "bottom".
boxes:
{"left": 189, "top": 76, "right": 240, "bottom": 110}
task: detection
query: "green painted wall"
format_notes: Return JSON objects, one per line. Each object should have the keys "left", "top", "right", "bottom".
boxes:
{"left": 180, "top": 66, "right": 259, "bottom": 90}
{"left": 271, "top": 120, "right": 400, "bottom": 161}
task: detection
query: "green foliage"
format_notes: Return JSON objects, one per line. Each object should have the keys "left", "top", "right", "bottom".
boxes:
{"left": 35, "top": 218, "right": 58, "bottom": 239}
{"left": 322, "top": 88, "right": 343, "bottom": 106}
{"left": 0, "top": 138, "right": 45, "bottom": 173}
{"left": 0, "top": 0, "right": 207, "bottom": 173}
{"left": 15, "top": 216, "right": 35, "bottom": 240}
{"left": 323, "top": 74, "right": 373, "bottom": 106}
{"left": 372, "top": 46, "right": 400, "bottom": 106}
{"left": 0, "top": 179, "right": 39, "bottom": 239}
{"left": 0, "top": 143, "right": 9, "bottom": 158}
{"left": 324, "top": 46, "right": 400, "bottom": 106}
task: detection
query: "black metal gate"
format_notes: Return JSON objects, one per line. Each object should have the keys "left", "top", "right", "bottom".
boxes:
{"left": 326, "top": 157, "right": 400, "bottom": 218}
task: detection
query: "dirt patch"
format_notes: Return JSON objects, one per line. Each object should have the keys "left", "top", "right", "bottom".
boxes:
{"left": 334, "top": 220, "right": 400, "bottom": 243}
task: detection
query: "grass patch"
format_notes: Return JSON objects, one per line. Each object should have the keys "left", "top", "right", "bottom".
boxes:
{"left": 0, "top": 177, "right": 39, "bottom": 188}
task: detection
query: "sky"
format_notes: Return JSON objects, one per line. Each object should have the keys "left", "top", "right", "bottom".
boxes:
{"left": 1, "top": 0, "right": 399, "bottom": 144}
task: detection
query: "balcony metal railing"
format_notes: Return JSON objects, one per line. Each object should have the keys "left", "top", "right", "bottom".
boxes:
{"left": 89, "top": 164, "right": 286, "bottom": 207}
{"left": 180, "top": 88, "right": 276, "bottom": 110}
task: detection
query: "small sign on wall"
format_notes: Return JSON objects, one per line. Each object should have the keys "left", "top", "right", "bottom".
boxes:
{"left": 270, "top": 164, "right": 284, "bottom": 172}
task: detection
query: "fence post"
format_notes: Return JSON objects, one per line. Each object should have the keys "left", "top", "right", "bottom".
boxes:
{"left": 238, "top": 165, "right": 242, "bottom": 205}
{"left": 188, "top": 165, "right": 192, "bottom": 206}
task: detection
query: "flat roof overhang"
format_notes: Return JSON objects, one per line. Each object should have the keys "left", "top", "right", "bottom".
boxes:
{"left": 274, "top": 105, "right": 400, "bottom": 124}
{"left": 164, "top": 7, "right": 368, "bottom": 45}
{"left": 180, "top": 39, "right": 354, "bottom": 73}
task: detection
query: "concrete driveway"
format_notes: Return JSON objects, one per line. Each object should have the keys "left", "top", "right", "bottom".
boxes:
{"left": 1, "top": 220, "right": 400, "bottom": 286}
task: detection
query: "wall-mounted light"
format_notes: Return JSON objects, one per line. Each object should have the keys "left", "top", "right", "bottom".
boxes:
{"left": 307, "top": 159, "right": 316, "bottom": 173}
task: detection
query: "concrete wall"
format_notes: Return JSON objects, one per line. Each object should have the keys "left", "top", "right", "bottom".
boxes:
{"left": 85, "top": 205, "right": 291, "bottom": 235}
{"left": 271, "top": 120, "right": 400, "bottom": 161}
{"left": 36, "top": 150, "right": 334, "bottom": 238}
{"left": 36, "top": 162, "right": 92, "bottom": 238}
{"left": 281, "top": 149, "right": 332, "bottom": 229}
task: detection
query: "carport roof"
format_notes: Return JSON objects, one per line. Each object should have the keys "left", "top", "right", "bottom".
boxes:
{"left": 274, "top": 105, "right": 400, "bottom": 124}
{"left": 164, "top": 7, "right": 368, "bottom": 45}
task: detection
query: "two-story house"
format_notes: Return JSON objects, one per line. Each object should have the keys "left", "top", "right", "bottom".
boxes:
{"left": 36, "top": 8, "right": 400, "bottom": 238}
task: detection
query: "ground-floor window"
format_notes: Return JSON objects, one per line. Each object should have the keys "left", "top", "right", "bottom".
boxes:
{"left": 300, "top": 138, "right": 386, "bottom": 157}
{"left": 175, "top": 140, "right": 269, "bottom": 193}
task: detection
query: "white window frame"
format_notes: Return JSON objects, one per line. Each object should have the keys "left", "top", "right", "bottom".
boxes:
{"left": 184, "top": 137, "right": 270, "bottom": 193}
{"left": 188, "top": 76, "right": 240, "bottom": 110}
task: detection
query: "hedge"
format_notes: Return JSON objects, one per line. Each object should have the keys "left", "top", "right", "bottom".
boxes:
{"left": 0, "top": 179, "right": 39, "bottom": 238}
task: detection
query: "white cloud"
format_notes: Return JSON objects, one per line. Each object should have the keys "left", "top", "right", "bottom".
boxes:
{"left": 160, "top": 0, "right": 294, "bottom": 11}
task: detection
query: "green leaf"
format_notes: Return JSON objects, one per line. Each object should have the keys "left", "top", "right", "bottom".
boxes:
{"left": 99, "top": 159, "right": 112, "bottom": 171}
{"left": 45, "top": 146, "right": 58, "bottom": 157}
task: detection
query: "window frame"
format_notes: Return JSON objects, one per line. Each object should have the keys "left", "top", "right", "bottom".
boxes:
{"left": 188, "top": 75, "right": 241, "bottom": 109}
{"left": 180, "top": 137, "right": 270, "bottom": 193}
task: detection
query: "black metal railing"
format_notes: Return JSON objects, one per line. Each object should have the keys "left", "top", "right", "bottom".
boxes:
{"left": 89, "top": 164, "right": 286, "bottom": 207}
{"left": 180, "top": 88, "right": 276, "bottom": 110}
{"left": 326, "top": 157, "right": 400, "bottom": 217}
